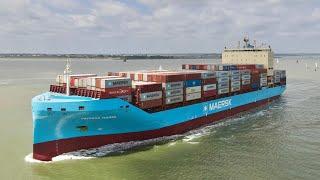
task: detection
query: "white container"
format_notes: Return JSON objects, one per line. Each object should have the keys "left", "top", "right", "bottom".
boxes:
{"left": 139, "top": 91, "right": 162, "bottom": 101}
{"left": 231, "top": 86, "right": 241, "bottom": 92}
{"left": 218, "top": 81, "right": 229, "bottom": 88}
{"left": 230, "top": 70, "right": 240, "bottom": 76}
{"left": 231, "top": 81, "right": 241, "bottom": 87}
{"left": 218, "top": 88, "right": 229, "bottom": 94}
{"left": 203, "top": 84, "right": 216, "bottom": 91}
{"left": 216, "top": 71, "right": 229, "bottom": 77}
{"left": 162, "top": 81, "right": 184, "bottom": 90}
{"left": 165, "top": 88, "right": 183, "bottom": 97}
{"left": 165, "top": 95, "right": 183, "bottom": 104}
{"left": 201, "top": 71, "right": 216, "bottom": 79}
{"left": 242, "top": 79, "right": 251, "bottom": 85}
{"left": 217, "top": 77, "right": 229, "bottom": 83}
{"left": 241, "top": 74, "right": 251, "bottom": 80}
{"left": 231, "top": 76, "right": 240, "bottom": 81}
{"left": 186, "top": 86, "right": 201, "bottom": 94}
{"left": 185, "top": 92, "right": 201, "bottom": 101}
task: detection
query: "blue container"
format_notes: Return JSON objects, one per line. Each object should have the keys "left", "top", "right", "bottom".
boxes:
{"left": 230, "top": 65, "right": 238, "bottom": 70}
{"left": 185, "top": 79, "right": 201, "bottom": 87}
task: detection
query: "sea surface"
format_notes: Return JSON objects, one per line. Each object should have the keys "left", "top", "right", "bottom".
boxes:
{"left": 0, "top": 55, "right": 319, "bottom": 180}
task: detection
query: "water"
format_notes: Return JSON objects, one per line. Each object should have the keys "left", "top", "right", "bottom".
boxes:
{"left": 0, "top": 56, "right": 320, "bottom": 179}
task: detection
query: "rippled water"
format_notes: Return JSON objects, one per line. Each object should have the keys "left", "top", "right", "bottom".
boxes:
{"left": 0, "top": 56, "right": 319, "bottom": 179}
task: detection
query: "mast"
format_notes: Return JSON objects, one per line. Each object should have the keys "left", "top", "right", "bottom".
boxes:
{"left": 64, "top": 58, "right": 72, "bottom": 96}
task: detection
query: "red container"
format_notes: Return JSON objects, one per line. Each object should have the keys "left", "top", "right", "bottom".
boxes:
{"left": 202, "top": 78, "right": 217, "bottom": 85}
{"left": 132, "top": 82, "right": 162, "bottom": 93}
{"left": 241, "top": 85, "right": 252, "bottom": 92}
{"left": 148, "top": 73, "right": 185, "bottom": 83}
{"left": 136, "top": 98, "right": 163, "bottom": 109}
{"left": 100, "top": 86, "right": 132, "bottom": 98}
{"left": 202, "top": 90, "right": 217, "bottom": 98}
{"left": 184, "top": 72, "right": 202, "bottom": 80}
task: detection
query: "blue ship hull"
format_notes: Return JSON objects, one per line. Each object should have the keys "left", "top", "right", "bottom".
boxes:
{"left": 32, "top": 86, "right": 286, "bottom": 161}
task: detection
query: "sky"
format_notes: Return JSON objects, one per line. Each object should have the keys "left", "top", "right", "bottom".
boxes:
{"left": 0, "top": 0, "right": 320, "bottom": 54}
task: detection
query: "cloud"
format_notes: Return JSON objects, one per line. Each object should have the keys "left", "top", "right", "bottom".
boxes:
{"left": 0, "top": 0, "right": 319, "bottom": 53}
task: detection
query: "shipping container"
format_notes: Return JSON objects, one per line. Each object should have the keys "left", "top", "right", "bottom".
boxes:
{"left": 241, "top": 74, "right": 251, "bottom": 80}
{"left": 99, "top": 77, "right": 132, "bottom": 88}
{"left": 218, "top": 88, "right": 229, "bottom": 94}
{"left": 139, "top": 91, "right": 162, "bottom": 101}
{"left": 186, "top": 86, "right": 201, "bottom": 94}
{"left": 185, "top": 92, "right": 201, "bottom": 101}
{"left": 165, "top": 95, "right": 184, "bottom": 104}
{"left": 202, "top": 78, "right": 217, "bottom": 85}
{"left": 202, "top": 90, "right": 217, "bottom": 98}
{"left": 242, "top": 79, "right": 251, "bottom": 85}
{"left": 203, "top": 84, "right": 216, "bottom": 91}
{"left": 231, "top": 81, "right": 241, "bottom": 87}
{"left": 132, "top": 81, "right": 162, "bottom": 93}
{"left": 230, "top": 86, "right": 241, "bottom": 92}
{"left": 230, "top": 70, "right": 240, "bottom": 76}
{"left": 218, "top": 82, "right": 229, "bottom": 88}
{"left": 231, "top": 76, "right": 240, "bottom": 81}
{"left": 240, "top": 69, "right": 251, "bottom": 75}
{"left": 216, "top": 71, "right": 229, "bottom": 77}
{"left": 165, "top": 88, "right": 183, "bottom": 97}
{"left": 185, "top": 79, "right": 201, "bottom": 87}
{"left": 148, "top": 73, "right": 185, "bottom": 83}
{"left": 162, "top": 81, "right": 184, "bottom": 90}
{"left": 136, "top": 98, "right": 163, "bottom": 109}
{"left": 217, "top": 77, "right": 229, "bottom": 83}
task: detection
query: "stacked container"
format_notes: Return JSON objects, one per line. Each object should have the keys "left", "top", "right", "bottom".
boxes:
{"left": 95, "top": 77, "right": 132, "bottom": 99}
{"left": 240, "top": 70, "right": 252, "bottom": 92}
{"left": 274, "top": 70, "right": 286, "bottom": 85}
{"left": 216, "top": 71, "right": 230, "bottom": 95}
{"left": 56, "top": 74, "right": 97, "bottom": 87}
{"left": 148, "top": 72, "right": 185, "bottom": 107}
{"left": 230, "top": 70, "right": 241, "bottom": 93}
{"left": 260, "top": 72, "right": 268, "bottom": 87}
{"left": 184, "top": 76, "right": 202, "bottom": 102}
{"left": 132, "top": 81, "right": 163, "bottom": 109}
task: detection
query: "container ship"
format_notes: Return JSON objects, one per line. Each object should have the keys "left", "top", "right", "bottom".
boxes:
{"left": 32, "top": 38, "right": 286, "bottom": 161}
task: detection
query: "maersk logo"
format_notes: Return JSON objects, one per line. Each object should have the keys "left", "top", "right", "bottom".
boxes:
{"left": 203, "top": 99, "right": 232, "bottom": 112}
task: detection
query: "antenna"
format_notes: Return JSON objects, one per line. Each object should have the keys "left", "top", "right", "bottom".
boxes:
{"left": 64, "top": 58, "right": 72, "bottom": 96}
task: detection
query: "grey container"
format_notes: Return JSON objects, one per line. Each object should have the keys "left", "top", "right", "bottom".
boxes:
{"left": 218, "top": 82, "right": 229, "bottom": 88}
{"left": 242, "top": 79, "right": 251, "bottom": 85}
{"left": 218, "top": 88, "right": 229, "bottom": 94}
{"left": 101, "top": 78, "right": 132, "bottom": 88}
{"left": 241, "top": 74, "right": 251, "bottom": 80}
{"left": 201, "top": 71, "right": 216, "bottom": 79}
{"left": 230, "top": 70, "right": 240, "bottom": 76}
{"left": 139, "top": 91, "right": 162, "bottom": 101}
{"left": 231, "top": 81, "right": 241, "bottom": 87}
{"left": 217, "top": 77, "right": 229, "bottom": 83}
{"left": 240, "top": 70, "right": 251, "bottom": 75}
{"left": 230, "top": 86, "right": 241, "bottom": 92}
{"left": 162, "top": 81, "right": 184, "bottom": 90}
{"left": 165, "top": 88, "right": 183, "bottom": 97}
{"left": 231, "top": 76, "right": 240, "bottom": 81}
{"left": 165, "top": 95, "right": 184, "bottom": 104}
{"left": 215, "top": 71, "right": 229, "bottom": 77}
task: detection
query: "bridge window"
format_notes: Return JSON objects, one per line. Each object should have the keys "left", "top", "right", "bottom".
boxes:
{"left": 61, "top": 108, "right": 66, "bottom": 111}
